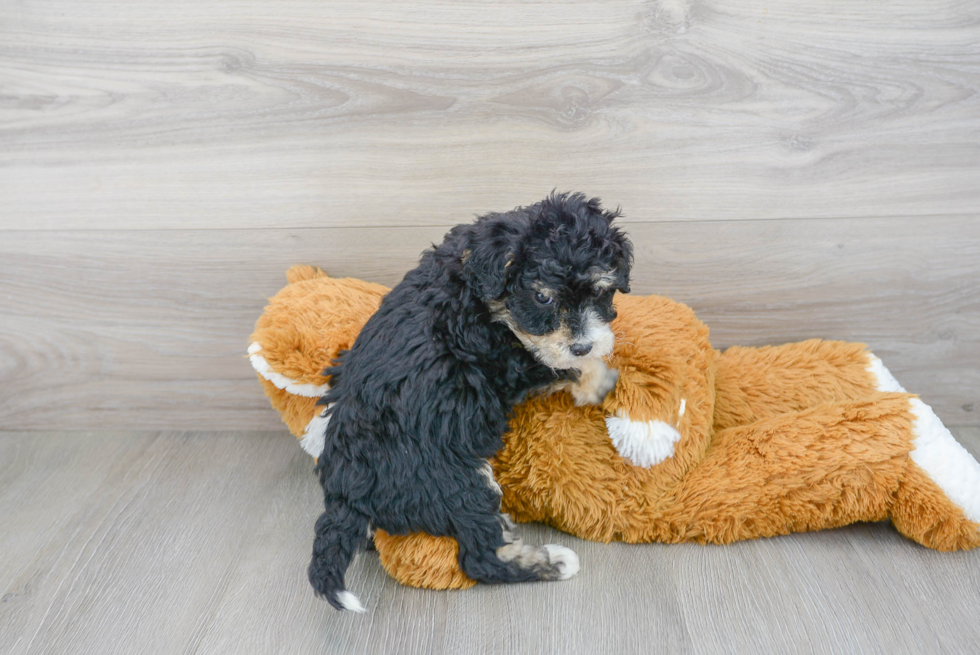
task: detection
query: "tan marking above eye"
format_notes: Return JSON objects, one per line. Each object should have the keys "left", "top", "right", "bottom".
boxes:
{"left": 592, "top": 269, "right": 617, "bottom": 290}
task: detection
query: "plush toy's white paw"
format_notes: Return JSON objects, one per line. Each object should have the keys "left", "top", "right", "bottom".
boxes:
{"left": 605, "top": 411, "right": 682, "bottom": 468}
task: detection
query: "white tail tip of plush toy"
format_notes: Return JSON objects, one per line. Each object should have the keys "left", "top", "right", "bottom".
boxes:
{"left": 909, "top": 398, "right": 980, "bottom": 524}
{"left": 335, "top": 590, "right": 366, "bottom": 613}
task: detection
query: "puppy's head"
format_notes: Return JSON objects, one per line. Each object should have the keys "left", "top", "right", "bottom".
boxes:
{"left": 459, "top": 192, "right": 632, "bottom": 370}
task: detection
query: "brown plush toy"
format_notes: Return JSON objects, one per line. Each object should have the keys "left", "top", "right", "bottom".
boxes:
{"left": 250, "top": 266, "right": 980, "bottom": 590}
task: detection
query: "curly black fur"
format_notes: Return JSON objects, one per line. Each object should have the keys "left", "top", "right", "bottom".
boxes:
{"left": 308, "top": 192, "right": 632, "bottom": 610}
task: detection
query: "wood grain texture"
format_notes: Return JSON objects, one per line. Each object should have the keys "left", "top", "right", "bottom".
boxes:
{"left": 0, "top": 431, "right": 307, "bottom": 655}
{"left": 1, "top": 216, "right": 977, "bottom": 430}
{"left": 1, "top": 0, "right": 979, "bottom": 229}
{"left": 3, "top": 428, "right": 980, "bottom": 654}
{"left": 3, "top": 1, "right": 978, "bottom": 650}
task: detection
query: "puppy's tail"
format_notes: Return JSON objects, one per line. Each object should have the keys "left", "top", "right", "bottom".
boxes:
{"left": 308, "top": 496, "right": 369, "bottom": 612}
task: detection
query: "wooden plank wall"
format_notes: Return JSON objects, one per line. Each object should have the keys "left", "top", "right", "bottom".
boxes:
{"left": 1, "top": 0, "right": 978, "bottom": 429}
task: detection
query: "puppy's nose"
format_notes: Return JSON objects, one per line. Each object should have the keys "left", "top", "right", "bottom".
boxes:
{"left": 570, "top": 342, "right": 593, "bottom": 357}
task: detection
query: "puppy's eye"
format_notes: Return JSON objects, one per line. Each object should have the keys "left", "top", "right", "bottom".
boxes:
{"left": 534, "top": 291, "right": 554, "bottom": 306}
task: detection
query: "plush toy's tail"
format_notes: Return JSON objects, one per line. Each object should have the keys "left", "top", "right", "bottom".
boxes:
{"left": 308, "top": 496, "right": 370, "bottom": 612}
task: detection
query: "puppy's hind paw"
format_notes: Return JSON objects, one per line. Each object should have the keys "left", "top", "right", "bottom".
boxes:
{"left": 541, "top": 544, "right": 580, "bottom": 581}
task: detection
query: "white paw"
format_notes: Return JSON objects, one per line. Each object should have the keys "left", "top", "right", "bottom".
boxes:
{"left": 542, "top": 544, "right": 580, "bottom": 580}
{"left": 605, "top": 412, "right": 682, "bottom": 468}
{"left": 570, "top": 361, "right": 619, "bottom": 406}
{"left": 594, "top": 366, "right": 619, "bottom": 400}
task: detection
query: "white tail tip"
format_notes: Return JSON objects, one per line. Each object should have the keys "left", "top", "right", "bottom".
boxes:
{"left": 336, "top": 590, "right": 366, "bottom": 613}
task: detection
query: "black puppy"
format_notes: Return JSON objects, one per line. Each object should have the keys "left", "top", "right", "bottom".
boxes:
{"left": 309, "top": 192, "right": 632, "bottom": 611}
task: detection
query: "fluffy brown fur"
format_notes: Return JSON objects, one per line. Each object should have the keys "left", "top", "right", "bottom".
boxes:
{"left": 251, "top": 268, "right": 980, "bottom": 590}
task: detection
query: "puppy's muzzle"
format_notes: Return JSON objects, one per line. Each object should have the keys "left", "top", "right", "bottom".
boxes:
{"left": 569, "top": 342, "right": 593, "bottom": 357}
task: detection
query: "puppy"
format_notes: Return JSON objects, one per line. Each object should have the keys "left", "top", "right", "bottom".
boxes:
{"left": 309, "top": 192, "right": 632, "bottom": 611}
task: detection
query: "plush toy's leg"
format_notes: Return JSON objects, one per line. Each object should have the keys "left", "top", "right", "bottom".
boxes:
{"left": 661, "top": 393, "right": 980, "bottom": 550}
{"left": 713, "top": 340, "right": 908, "bottom": 433}
{"left": 373, "top": 530, "right": 477, "bottom": 590}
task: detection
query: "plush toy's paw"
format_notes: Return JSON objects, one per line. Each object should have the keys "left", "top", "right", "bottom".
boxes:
{"left": 605, "top": 411, "right": 683, "bottom": 468}
{"left": 569, "top": 359, "right": 619, "bottom": 406}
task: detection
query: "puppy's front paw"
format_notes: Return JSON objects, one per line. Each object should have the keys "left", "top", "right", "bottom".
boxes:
{"left": 569, "top": 360, "right": 619, "bottom": 406}
{"left": 595, "top": 365, "right": 619, "bottom": 400}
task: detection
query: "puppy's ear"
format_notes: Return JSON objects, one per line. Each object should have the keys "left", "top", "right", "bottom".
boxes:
{"left": 608, "top": 220, "right": 633, "bottom": 295}
{"left": 613, "top": 242, "right": 633, "bottom": 294}
{"left": 577, "top": 195, "right": 632, "bottom": 293}
{"left": 460, "top": 214, "right": 526, "bottom": 301}
{"left": 581, "top": 195, "right": 622, "bottom": 225}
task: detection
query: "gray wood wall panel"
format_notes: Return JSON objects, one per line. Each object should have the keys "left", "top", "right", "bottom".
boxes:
{"left": 1, "top": 217, "right": 977, "bottom": 430}
{"left": 1, "top": 0, "right": 978, "bottom": 431}
{"left": 1, "top": 0, "right": 978, "bottom": 230}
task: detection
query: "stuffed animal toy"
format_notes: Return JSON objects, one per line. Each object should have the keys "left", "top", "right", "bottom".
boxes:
{"left": 250, "top": 265, "right": 980, "bottom": 590}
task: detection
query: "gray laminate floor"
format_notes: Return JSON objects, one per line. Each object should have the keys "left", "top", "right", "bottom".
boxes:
{"left": 3, "top": 428, "right": 980, "bottom": 655}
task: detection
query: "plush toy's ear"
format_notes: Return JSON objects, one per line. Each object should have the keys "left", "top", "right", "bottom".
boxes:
{"left": 459, "top": 214, "right": 528, "bottom": 301}
{"left": 285, "top": 264, "right": 328, "bottom": 284}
